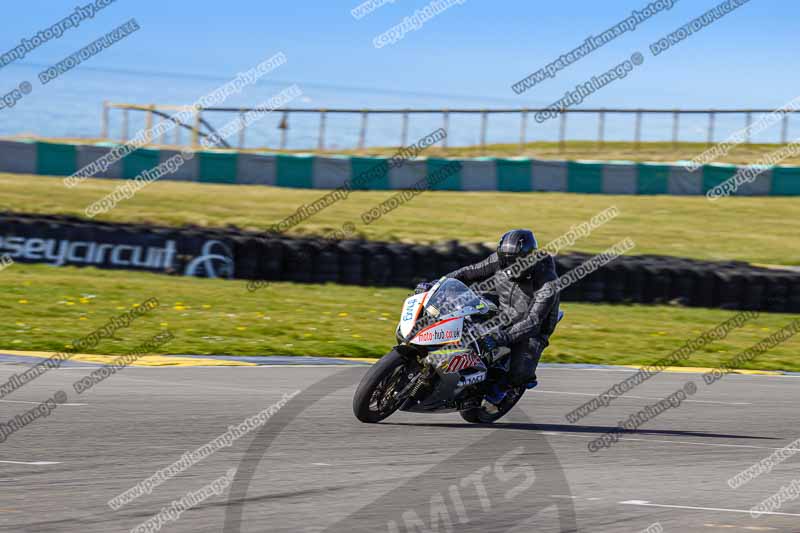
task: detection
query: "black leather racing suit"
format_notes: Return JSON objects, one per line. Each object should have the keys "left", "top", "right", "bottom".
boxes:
{"left": 446, "top": 252, "right": 560, "bottom": 386}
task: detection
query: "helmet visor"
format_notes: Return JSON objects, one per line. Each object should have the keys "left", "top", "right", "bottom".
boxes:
{"left": 497, "top": 251, "right": 517, "bottom": 269}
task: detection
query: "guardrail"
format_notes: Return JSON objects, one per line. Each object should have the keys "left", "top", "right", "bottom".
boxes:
{"left": 101, "top": 102, "right": 799, "bottom": 153}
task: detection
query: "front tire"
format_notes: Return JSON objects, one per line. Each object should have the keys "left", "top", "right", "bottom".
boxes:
{"left": 459, "top": 386, "right": 525, "bottom": 424}
{"left": 353, "top": 349, "right": 414, "bottom": 423}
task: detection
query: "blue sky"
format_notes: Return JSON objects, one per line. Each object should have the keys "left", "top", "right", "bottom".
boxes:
{"left": 1, "top": 0, "right": 795, "bottom": 107}
{"left": 0, "top": 0, "right": 795, "bottom": 144}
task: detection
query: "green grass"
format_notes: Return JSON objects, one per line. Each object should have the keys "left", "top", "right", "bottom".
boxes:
{"left": 333, "top": 140, "right": 800, "bottom": 166}
{"left": 15, "top": 137, "right": 800, "bottom": 165}
{"left": 2, "top": 264, "right": 799, "bottom": 371}
{"left": 2, "top": 172, "right": 799, "bottom": 265}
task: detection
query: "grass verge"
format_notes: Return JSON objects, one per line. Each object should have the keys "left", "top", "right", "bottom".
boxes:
{"left": 2, "top": 173, "right": 799, "bottom": 265}
{"left": 332, "top": 140, "right": 800, "bottom": 166}
{"left": 2, "top": 264, "right": 799, "bottom": 371}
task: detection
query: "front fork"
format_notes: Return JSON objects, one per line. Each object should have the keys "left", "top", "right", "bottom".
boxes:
{"left": 397, "top": 362, "right": 435, "bottom": 404}
{"left": 389, "top": 346, "right": 432, "bottom": 406}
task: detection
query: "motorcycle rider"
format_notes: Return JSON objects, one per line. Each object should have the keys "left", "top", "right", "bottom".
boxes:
{"left": 416, "top": 229, "right": 560, "bottom": 408}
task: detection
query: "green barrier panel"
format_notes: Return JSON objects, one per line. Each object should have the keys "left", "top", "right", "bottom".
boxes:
{"left": 350, "top": 156, "right": 390, "bottom": 190}
{"left": 567, "top": 162, "right": 603, "bottom": 193}
{"left": 702, "top": 164, "right": 737, "bottom": 194}
{"left": 771, "top": 166, "right": 800, "bottom": 195}
{"left": 276, "top": 154, "right": 314, "bottom": 188}
{"left": 496, "top": 159, "right": 532, "bottom": 192}
{"left": 636, "top": 163, "right": 670, "bottom": 194}
{"left": 123, "top": 148, "right": 160, "bottom": 180}
{"left": 426, "top": 158, "right": 462, "bottom": 190}
{"left": 36, "top": 142, "right": 76, "bottom": 176}
{"left": 198, "top": 152, "right": 238, "bottom": 184}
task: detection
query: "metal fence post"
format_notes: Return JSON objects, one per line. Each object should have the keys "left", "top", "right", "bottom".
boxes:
{"left": 280, "top": 111, "right": 289, "bottom": 150}
{"left": 634, "top": 110, "right": 642, "bottom": 150}
{"left": 480, "top": 110, "right": 487, "bottom": 153}
{"left": 238, "top": 110, "right": 247, "bottom": 149}
{"left": 672, "top": 110, "right": 680, "bottom": 149}
{"left": 559, "top": 112, "right": 567, "bottom": 153}
{"left": 745, "top": 111, "right": 752, "bottom": 145}
{"left": 707, "top": 111, "right": 716, "bottom": 145}
{"left": 782, "top": 113, "right": 789, "bottom": 144}
{"left": 442, "top": 110, "right": 449, "bottom": 150}
{"left": 318, "top": 110, "right": 326, "bottom": 151}
{"left": 358, "top": 110, "right": 368, "bottom": 150}
{"left": 597, "top": 110, "right": 605, "bottom": 150}
{"left": 519, "top": 109, "right": 528, "bottom": 153}
{"left": 401, "top": 111, "right": 409, "bottom": 147}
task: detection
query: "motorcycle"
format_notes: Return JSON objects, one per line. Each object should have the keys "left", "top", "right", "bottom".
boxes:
{"left": 353, "top": 277, "right": 562, "bottom": 424}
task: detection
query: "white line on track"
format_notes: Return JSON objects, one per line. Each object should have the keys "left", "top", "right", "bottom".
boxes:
{"left": 0, "top": 399, "right": 86, "bottom": 406}
{"left": 620, "top": 500, "right": 800, "bottom": 517}
{"left": 536, "top": 389, "right": 751, "bottom": 405}
{"left": 0, "top": 460, "right": 60, "bottom": 465}
{"left": 704, "top": 525, "right": 778, "bottom": 531}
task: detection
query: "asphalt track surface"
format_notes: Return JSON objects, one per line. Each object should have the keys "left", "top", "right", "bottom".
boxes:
{"left": 1, "top": 361, "right": 799, "bottom": 532}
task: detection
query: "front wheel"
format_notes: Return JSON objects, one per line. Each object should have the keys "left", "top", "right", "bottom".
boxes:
{"left": 459, "top": 386, "right": 525, "bottom": 424}
{"left": 353, "top": 349, "right": 415, "bottom": 423}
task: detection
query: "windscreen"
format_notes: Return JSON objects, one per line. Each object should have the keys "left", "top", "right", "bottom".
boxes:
{"left": 423, "top": 278, "right": 485, "bottom": 319}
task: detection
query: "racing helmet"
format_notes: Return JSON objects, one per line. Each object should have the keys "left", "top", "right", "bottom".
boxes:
{"left": 497, "top": 229, "right": 538, "bottom": 273}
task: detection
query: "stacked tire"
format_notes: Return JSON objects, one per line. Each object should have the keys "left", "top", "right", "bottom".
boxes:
{"left": 1, "top": 212, "right": 798, "bottom": 313}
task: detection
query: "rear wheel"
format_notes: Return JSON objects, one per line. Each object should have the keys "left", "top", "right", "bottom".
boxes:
{"left": 459, "top": 386, "right": 525, "bottom": 424}
{"left": 353, "top": 349, "right": 415, "bottom": 423}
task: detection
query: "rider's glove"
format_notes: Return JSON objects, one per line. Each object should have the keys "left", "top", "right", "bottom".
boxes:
{"left": 479, "top": 332, "right": 508, "bottom": 353}
{"left": 414, "top": 281, "right": 433, "bottom": 294}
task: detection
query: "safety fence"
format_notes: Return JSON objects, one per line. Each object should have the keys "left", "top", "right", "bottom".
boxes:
{"left": 2, "top": 212, "right": 798, "bottom": 313}
{"left": 100, "top": 103, "right": 799, "bottom": 153}
{"left": 2, "top": 139, "right": 800, "bottom": 195}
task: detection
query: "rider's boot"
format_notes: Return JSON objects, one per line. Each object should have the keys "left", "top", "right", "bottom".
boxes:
{"left": 484, "top": 372, "right": 538, "bottom": 413}
{"left": 482, "top": 376, "right": 510, "bottom": 413}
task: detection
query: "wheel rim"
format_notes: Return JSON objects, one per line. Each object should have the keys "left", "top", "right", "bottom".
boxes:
{"left": 368, "top": 365, "right": 410, "bottom": 416}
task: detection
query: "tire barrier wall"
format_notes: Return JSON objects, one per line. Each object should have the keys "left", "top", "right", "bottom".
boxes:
{"left": 2, "top": 212, "right": 798, "bottom": 313}
{"left": 3, "top": 139, "right": 800, "bottom": 195}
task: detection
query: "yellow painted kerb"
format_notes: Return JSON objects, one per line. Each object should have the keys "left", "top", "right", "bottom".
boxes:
{"left": 0, "top": 350, "right": 255, "bottom": 367}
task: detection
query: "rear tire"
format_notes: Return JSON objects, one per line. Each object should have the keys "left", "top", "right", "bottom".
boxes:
{"left": 459, "top": 386, "right": 525, "bottom": 424}
{"left": 353, "top": 349, "right": 414, "bottom": 423}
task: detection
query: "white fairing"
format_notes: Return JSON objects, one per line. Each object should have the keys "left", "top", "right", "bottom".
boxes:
{"left": 398, "top": 293, "right": 425, "bottom": 338}
{"left": 411, "top": 317, "right": 464, "bottom": 346}
{"left": 398, "top": 278, "right": 485, "bottom": 345}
